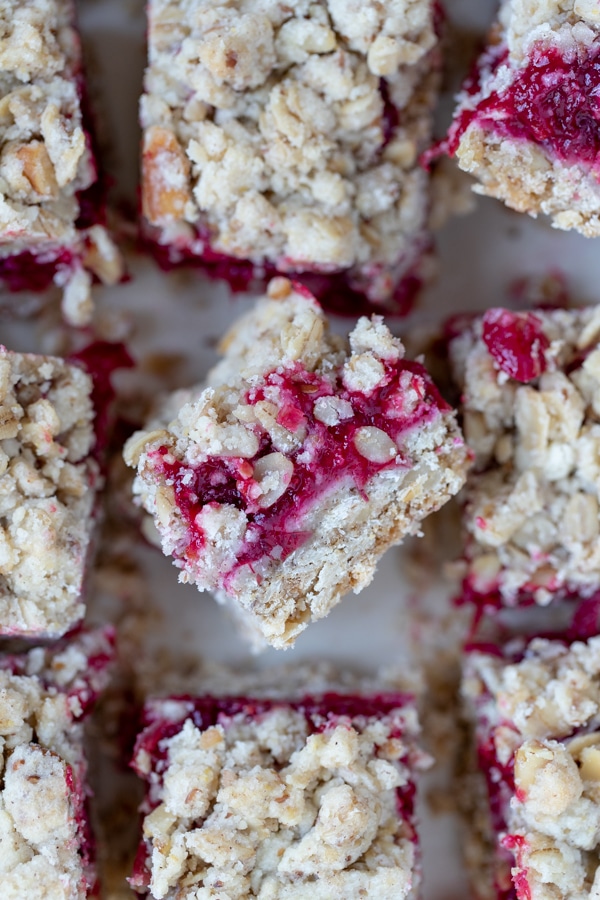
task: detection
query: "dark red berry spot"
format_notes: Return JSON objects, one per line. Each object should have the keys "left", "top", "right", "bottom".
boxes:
{"left": 482, "top": 308, "right": 549, "bottom": 382}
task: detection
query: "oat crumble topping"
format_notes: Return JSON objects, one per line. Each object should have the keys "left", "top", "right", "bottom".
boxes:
{"left": 464, "top": 637, "right": 600, "bottom": 900}
{"left": 0, "top": 0, "right": 123, "bottom": 323}
{"left": 451, "top": 306, "right": 600, "bottom": 608}
{"left": 132, "top": 694, "right": 429, "bottom": 899}
{"left": 0, "top": 348, "right": 100, "bottom": 637}
{"left": 141, "top": 0, "right": 439, "bottom": 305}
{"left": 125, "top": 279, "right": 470, "bottom": 649}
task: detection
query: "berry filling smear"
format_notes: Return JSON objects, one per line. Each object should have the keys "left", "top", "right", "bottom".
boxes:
{"left": 440, "top": 43, "right": 600, "bottom": 168}
{"left": 481, "top": 308, "right": 549, "bottom": 383}
{"left": 152, "top": 359, "right": 448, "bottom": 581}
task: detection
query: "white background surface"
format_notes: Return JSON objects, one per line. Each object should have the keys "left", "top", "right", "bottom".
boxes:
{"left": 6, "top": 0, "right": 600, "bottom": 895}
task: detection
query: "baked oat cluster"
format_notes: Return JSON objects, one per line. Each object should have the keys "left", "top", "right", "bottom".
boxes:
{"left": 125, "top": 279, "right": 470, "bottom": 649}
{"left": 0, "top": 0, "right": 123, "bottom": 324}
{"left": 450, "top": 305, "right": 600, "bottom": 609}
{"left": 440, "top": 0, "right": 600, "bottom": 235}
{"left": 0, "top": 348, "right": 100, "bottom": 637}
{"left": 131, "top": 690, "right": 429, "bottom": 899}
{"left": 0, "top": 628, "right": 113, "bottom": 899}
{"left": 141, "top": 0, "right": 439, "bottom": 309}
{"left": 463, "top": 636, "right": 600, "bottom": 900}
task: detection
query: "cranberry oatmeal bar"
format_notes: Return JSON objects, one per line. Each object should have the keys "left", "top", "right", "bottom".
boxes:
{"left": 124, "top": 279, "right": 470, "bottom": 649}
{"left": 130, "top": 677, "right": 430, "bottom": 899}
{"left": 0, "top": 347, "right": 101, "bottom": 637}
{"left": 436, "top": 0, "right": 600, "bottom": 235}
{"left": 462, "top": 635, "right": 600, "bottom": 900}
{"left": 141, "top": 0, "right": 440, "bottom": 314}
{"left": 0, "top": 0, "right": 123, "bottom": 325}
{"left": 450, "top": 305, "right": 600, "bottom": 610}
{"left": 0, "top": 628, "right": 113, "bottom": 898}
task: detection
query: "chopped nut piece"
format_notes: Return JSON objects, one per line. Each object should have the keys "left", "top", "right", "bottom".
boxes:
{"left": 142, "top": 126, "right": 192, "bottom": 225}
{"left": 15, "top": 141, "right": 58, "bottom": 198}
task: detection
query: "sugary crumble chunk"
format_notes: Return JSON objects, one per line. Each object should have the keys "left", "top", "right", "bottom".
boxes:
{"left": 141, "top": 0, "right": 440, "bottom": 310}
{"left": 124, "top": 279, "right": 470, "bottom": 649}
{"left": 0, "top": 347, "right": 100, "bottom": 637}
{"left": 450, "top": 306, "right": 600, "bottom": 609}
{"left": 0, "top": 0, "right": 123, "bottom": 323}
{"left": 0, "top": 629, "right": 113, "bottom": 899}
{"left": 131, "top": 688, "right": 430, "bottom": 900}
{"left": 440, "top": 0, "right": 600, "bottom": 236}
{"left": 463, "top": 636, "right": 600, "bottom": 900}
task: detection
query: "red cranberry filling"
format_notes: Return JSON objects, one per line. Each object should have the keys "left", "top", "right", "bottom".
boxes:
{"left": 441, "top": 43, "right": 600, "bottom": 169}
{"left": 70, "top": 341, "right": 134, "bottom": 459}
{"left": 153, "top": 360, "right": 448, "bottom": 579}
{"left": 64, "top": 761, "right": 97, "bottom": 893}
{"left": 473, "top": 715, "right": 521, "bottom": 900}
{"left": 0, "top": 248, "right": 76, "bottom": 294}
{"left": 482, "top": 308, "right": 549, "bottom": 382}
{"left": 144, "top": 231, "right": 423, "bottom": 318}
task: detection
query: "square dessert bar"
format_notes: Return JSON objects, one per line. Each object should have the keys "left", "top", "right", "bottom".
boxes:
{"left": 141, "top": 0, "right": 440, "bottom": 314}
{"left": 450, "top": 305, "right": 600, "bottom": 610}
{"left": 462, "top": 636, "right": 600, "bottom": 900}
{"left": 131, "top": 685, "right": 430, "bottom": 899}
{"left": 0, "top": 628, "right": 113, "bottom": 898}
{"left": 124, "top": 278, "right": 470, "bottom": 649}
{"left": 0, "top": 0, "right": 123, "bottom": 325}
{"left": 439, "top": 0, "right": 600, "bottom": 235}
{"left": 0, "top": 347, "right": 101, "bottom": 637}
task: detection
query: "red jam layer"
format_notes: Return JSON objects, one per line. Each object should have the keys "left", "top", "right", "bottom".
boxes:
{"left": 482, "top": 308, "right": 549, "bottom": 383}
{"left": 0, "top": 248, "right": 76, "bottom": 293}
{"left": 153, "top": 360, "right": 449, "bottom": 580}
{"left": 130, "top": 692, "right": 417, "bottom": 891}
{"left": 135, "top": 691, "right": 415, "bottom": 765}
{"left": 70, "top": 341, "right": 134, "bottom": 459}
{"left": 438, "top": 42, "right": 600, "bottom": 169}
{"left": 144, "top": 230, "right": 423, "bottom": 318}
{"left": 472, "top": 702, "right": 521, "bottom": 900}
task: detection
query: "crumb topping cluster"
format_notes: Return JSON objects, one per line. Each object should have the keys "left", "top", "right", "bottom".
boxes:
{"left": 464, "top": 638, "right": 600, "bottom": 900}
{"left": 142, "top": 0, "right": 438, "bottom": 301}
{"left": 0, "top": 629, "right": 113, "bottom": 899}
{"left": 133, "top": 697, "right": 428, "bottom": 900}
{"left": 445, "top": 0, "right": 600, "bottom": 236}
{"left": 0, "top": 0, "right": 123, "bottom": 324}
{"left": 0, "top": 349, "right": 99, "bottom": 636}
{"left": 451, "top": 306, "right": 600, "bottom": 607}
